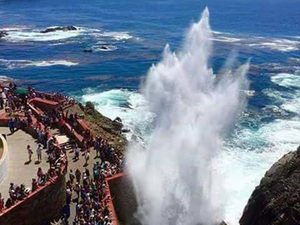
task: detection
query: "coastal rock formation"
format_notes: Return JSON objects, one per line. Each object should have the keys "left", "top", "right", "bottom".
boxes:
{"left": 40, "top": 26, "right": 77, "bottom": 33}
{"left": 66, "top": 102, "right": 127, "bottom": 154}
{"left": 240, "top": 147, "right": 300, "bottom": 225}
{"left": 0, "top": 31, "right": 8, "bottom": 38}
{"left": 100, "top": 45, "right": 109, "bottom": 50}
{"left": 83, "top": 45, "right": 110, "bottom": 53}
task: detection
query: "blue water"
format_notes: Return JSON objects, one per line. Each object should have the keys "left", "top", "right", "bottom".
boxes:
{"left": 0, "top": 0, "right": 300, "bottom": 224}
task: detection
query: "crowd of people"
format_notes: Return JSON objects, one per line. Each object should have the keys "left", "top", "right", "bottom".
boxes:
{"left": 0, "top": 82, "right": 126, "bottom": 225}
{"left": 63, "top": 145, "right": 124, "bottom": 225}
{"left": 0, "top": 83, "right": 68, "bottom": 213}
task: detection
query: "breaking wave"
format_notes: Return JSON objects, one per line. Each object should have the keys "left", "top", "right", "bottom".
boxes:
{"left": 0, "top": 58, "right": 78, "bottom": 69}
{"left": 270, "top": 71, "right": 300, "bottom": 114}
{"left": 1, "top": 26, "right": 134, "bottom": 43}
{"left": 94, "top": 31, "right": 133, "bottom": 41}
{"left": 80, "top": 68, "right": 300, "bottom": 225}
{"left": 213, "top": 31, "right": 300, "bottom": 52}
{"left": 2, "top": 26, "right": 83, "bottom": 42}
{"left": 81, "top": 89, "right": 154, "bottom": 140}
{"left": 91, "top": 42, "right": 118, "bottom": 52}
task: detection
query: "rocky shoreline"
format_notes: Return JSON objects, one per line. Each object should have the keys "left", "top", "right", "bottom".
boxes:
{"left": 240, "top": 147, "right": 300, "bottom": 225}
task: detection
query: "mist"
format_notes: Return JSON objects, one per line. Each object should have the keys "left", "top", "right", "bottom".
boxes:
{"left": 126, "top": 8, "right": 249, "bottom": 225}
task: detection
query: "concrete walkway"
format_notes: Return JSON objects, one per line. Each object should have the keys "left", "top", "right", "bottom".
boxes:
{"left": 0, "top": 127, "right": 49, "bottom": 200}
{"left": 0, "top": 124, "right": 102, "bottom": 223}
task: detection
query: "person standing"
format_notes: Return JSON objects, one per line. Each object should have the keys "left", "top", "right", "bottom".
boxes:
{"left": 69, "top": 169, "right": 75, "bottom": 184}
{"left": 27, "top": 145, "right": 33, "bottom": 162}
{"left": 73, "top": 146, "right": 80, "bottom": 161}
{"left": 36, "top": 144, "right": 42, "bottom": 162}
{"left": 75, "top": 169, "right": 81, "bottom": 184}
{"left": 8, "top": 118, "right": 14, "bottom": 134}
{"left": 94, "top": 137, "right": 100, "bottom": 158}
{"left": 84, "top": 150, "right": 90, "bottom": 165}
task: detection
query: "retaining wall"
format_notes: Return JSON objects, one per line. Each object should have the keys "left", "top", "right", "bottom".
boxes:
{"left": 106, "top": 174, "right": 140, "bottom": 225}
{"left": 0, "top": 173, "right": 66, "bottom": 225}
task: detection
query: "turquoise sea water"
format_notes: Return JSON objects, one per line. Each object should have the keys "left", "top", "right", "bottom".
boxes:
{"left": 0, "top": 0, "right": 300, "bottom": 224}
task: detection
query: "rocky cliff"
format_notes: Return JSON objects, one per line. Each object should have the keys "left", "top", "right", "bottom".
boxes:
{"left": 66, "top": 102, "right": 127, "bottom": 154}
{"left": 240, "top": 147, "right": 300, "bottom": 225}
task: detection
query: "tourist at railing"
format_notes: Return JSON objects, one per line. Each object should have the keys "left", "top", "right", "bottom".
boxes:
{"left": 1, "top": 182, "right": 31, "bottom": 210}
{"left": 31, "top": 178, "right": 38, "bottom": 192}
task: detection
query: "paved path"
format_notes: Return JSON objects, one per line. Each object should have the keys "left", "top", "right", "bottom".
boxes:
{"left": 0, "top": 128, "right": 49, "bottom": 200}
{"left": 0, "top": 124, "right": 101, "bottom": 223}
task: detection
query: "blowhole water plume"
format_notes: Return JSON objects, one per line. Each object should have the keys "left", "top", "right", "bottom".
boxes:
{"left": 126, "top": 8, "right": 249, "bottom": 225}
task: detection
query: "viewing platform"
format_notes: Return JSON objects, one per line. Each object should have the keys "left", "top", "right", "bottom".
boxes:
{"left": 0, "top": 85, "right": 127, "bottom": 225}
{"left": 0, "top": 128, "right": 49, "bottom": 200}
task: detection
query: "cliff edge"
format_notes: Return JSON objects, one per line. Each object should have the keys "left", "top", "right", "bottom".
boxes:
{"left": 65, "top": 101, "right": 127, "bottom": 154}
{"left": 240, "top": 147, "right": 300, "bottom": 225}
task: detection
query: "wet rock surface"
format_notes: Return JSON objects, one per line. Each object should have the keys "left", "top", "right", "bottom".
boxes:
{"left": 40, "top": 26, "right": 77, "bottom": 33}
{"left": 0, "top": 31, "right": 8, "bottom": 38}
{"left": 240, "top": 147, "right": 300, "bottom": 225}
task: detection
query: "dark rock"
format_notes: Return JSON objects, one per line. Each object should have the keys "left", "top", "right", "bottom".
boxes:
{"left": 219, "top": 222, "right": 227, "bottom": 225}
{"left": 240, "top": 147, "right": 300, "bottom": 225}
{"left": 100, "top": 45, "right": 109, "bottom": 50}
{"left": 122, "top": 129, "right": 130, "bottom": 133}
{"left": 83, "top": 48, "right": 93, "bottom": 53}
{"left": 40, "top": 26, "right": 77, "bottom": 33}
{"left": 0, "top": 31, "right": 8, "bottom": 38}
{"left": 101, "top": 124, "right": 114, "bottom": 133}
{"left": 112, "top": 119, "right": 123, "bottom": 131}
{"left": 85, "top": 101, "right": 95, "bottom": 110}
{"left": 114, "top": 117, "right": 122, "bottom": 123}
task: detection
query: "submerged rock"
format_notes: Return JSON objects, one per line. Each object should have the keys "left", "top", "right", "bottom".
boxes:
{"left": 240, "top": 146, "right": 300, "bottom": 225}
{"left": 40, "top": 26, "right": 77, "bottom": 33}
{"left": 0, "top": 31, "right": 8, "bottom": 38}
{"left": 83, "top": 48, "right": 93, "bottom": 53}
{"left": 121, "top": 129, "right": 130, "bottom": 133}
{"left": 100, "top": 45, "right": 109, "bottom": 50}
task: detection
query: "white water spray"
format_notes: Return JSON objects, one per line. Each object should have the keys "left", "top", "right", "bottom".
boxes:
{"left": 127, "top": 8, "right": 249, "bottom": 225}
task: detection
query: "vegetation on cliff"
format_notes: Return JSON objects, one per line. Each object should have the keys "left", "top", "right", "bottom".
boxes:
{"left": 64, "top": 101, "right": 127, "bottom": 155}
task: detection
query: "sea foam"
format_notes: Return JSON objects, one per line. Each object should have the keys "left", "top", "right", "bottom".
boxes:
{"left": 0, "top": 59, "right": 78, "bottom": 69}
{"left": 126, "top": 8, "right": 249, "bottom": 225}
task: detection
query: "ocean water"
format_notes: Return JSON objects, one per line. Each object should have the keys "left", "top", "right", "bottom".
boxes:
{"left": 0, "top": 0, "right": 300, "bottom": 224}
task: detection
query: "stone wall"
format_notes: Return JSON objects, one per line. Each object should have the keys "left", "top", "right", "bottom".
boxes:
{"left": 0, "top": 134, "right": 8, "bottom": 184}
{"left": 0, "top": 174, "right": 66, "bottom": 225}
{"left": 107, "top": 174, "right": 140, "bottom": 225}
